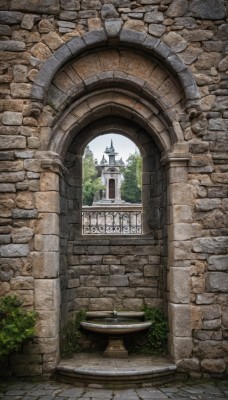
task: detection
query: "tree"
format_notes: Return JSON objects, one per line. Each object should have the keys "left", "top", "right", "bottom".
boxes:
{"left": 82, "top": 146, "right": 104, "bottom": 206}
{"left": 121, "top": 152, "right": 142, "bottom": 203}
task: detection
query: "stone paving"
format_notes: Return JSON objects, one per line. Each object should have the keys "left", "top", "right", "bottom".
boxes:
{"left": 0, "top": 380, "right": 228, "bottom": 400}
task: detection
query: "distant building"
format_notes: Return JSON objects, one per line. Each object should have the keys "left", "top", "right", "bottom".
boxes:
{"left": 94, "top": 140, "right": 125, "bottom": 204}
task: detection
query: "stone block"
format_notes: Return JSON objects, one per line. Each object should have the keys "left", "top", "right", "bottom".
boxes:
{"left": 170, "top": 240, "right": 192, "bottom": 261}
{"left": 191, "top": 275, "right": 205, "bottom": 294}
{"left": 148, "top": 24, "right": 166, "bottom": 38}
{"left": 76, "top": 287, "right": 99, "bottom": 297}
{"left": 170, "top": 336, "right": 193, "bottom": 360}
{"left": 35, "top": 279, "right": 60, "bottom": 310}
{"left": 136, "top": 287, "right": 157, "bottom": 298}
{"left": 104, "top": 18, "right": 123, "bottom": 37}
{"left": 0, "top": 244, "right": 29, "bottom": 257}
{"left": 207, "top": 187, "right": 227, "bottom": 198}
{"left": 12, "top": 227, "right": 34, "bottom": 243}
{"left": 109, "top": 275, "right": 129, "bottom": 286}
{"left": 199, "top": 344, "right": 224, "bottom": 364}
{"left": 32, "top": 251, "right": 59, "bottom": 278}
{"left": 196, "top": 293, "right": 214, "bottom": 305}
{"left": 211, "top": 173, "right": 228, "bottom": 184}
{"left": 169, "top": 183, "right": 194, "bottom": 205}
{"left": 15, "top": 192, "right": 34, "bottom": 209}
{"left": 0, "top": 11, "right": 23, "bottom": 24}
{"left": 189, "top": 0, "right": 225, "bottom": 20}
{"left": 110, "top": 265, "right": 125, "bottom": 275}
{"left": 208, "top": 255, "right": 228, "bottom": 271}
{"left": 2, "top": 112, "right": 23, "bottom": 126}
{"left": 192, "top": 237, "right": 228, "bottom": 254}
{"left": 166, "top": 0, "right": 188, "bottom": 17}
{"left": 90, "top": 264, "right": 110, "bottom": 275}
{"left": 168, "top": 166, "right": 188, "bottom": 183}
{"left": 201, "top": 305, "right": 221, "bottom": 321}
{"left": 11, "top": 0, "right": 60, "bottom": 14}
{"left": 170, "top": 205, "right": 193, "bottom": 224}
{"left": 84, "top": 275, "right": 109, "bottom": 287}
{"left": 172, "top": 223, "right": 201, "bottom": 241}
{"left": 206, "top": 272, "right": 228, "bottom": 293}
{"left": 89, "top": 298, "right": 114, "bottom": 311}
{"left": 12, "top": 209, "right": 38, "bottom": 219}
{"left": 202, "top": 319, "right": 221, "bottom": 330}
{"left": 101, "top": 4, "right": 118, "bottom": 19}
{"left": 176, "top": 358, "right": 200, "bottom": 372}
{"left": 83, "top": 29, "right": 107, "bottom": 47}
{"left": 34, "top": 235, "right": 59, "bottom": 252}
{"left": 144, "top": 265, "right": 159, "bottom": 277}
{"left": 36, "top": 213, "right": 59, "bottom": 235}
{"left": 163, "top": 32, "right": 187, "bottom": 53}
{"left": 122, "top": 298, "right": 143, "bottom": 310}
{"left": 10, "top": 83, "right": 31, "bottom": 98}
{"left": 11, "top": 276, "right": 34, "bottom": 290}
{"left": 0, "top": 40, "right": 25, "bottom": 51}
{"left": 169, "top": 268, "right": 190, "bottom": 304}
{"left": 128, "top": 273, "right": 144, "bottom": 287}
{"left": 0, "top": 136, "right": 26, "bottom": 150}
{"left": 169, "top": 304, "right": 191, "bottom": 336}
{"left": 35, "top": 192, "right": 59, "bottom": 213}
{"left": 34, "top": 336, "right": 59, "bottom": 354}
{"left": 79, "top": 255, "right": 102, "bottom": 264}
{"left": 100, "top": 287, "right": 117, "bottom": 297}
{"left": 36, "top": 310, "right": 59, "bottom": 337}
{"left": 40, "top": 172, "right": 59, "bottom": 192}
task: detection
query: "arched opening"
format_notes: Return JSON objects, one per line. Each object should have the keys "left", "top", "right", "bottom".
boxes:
{"left": 59, "top": 116, "right": 168, "bottom": 355}
{"left": 33, "top": 31, "right": 199, "bottom": 369}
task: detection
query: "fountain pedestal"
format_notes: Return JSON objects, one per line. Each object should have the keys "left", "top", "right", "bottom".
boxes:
{"left": 103, "top": 336, "right": 128, "bottom": 358}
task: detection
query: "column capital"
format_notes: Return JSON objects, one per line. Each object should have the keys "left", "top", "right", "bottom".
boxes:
{"left": 161, "top": 152, "right": 191, "bottom": 166}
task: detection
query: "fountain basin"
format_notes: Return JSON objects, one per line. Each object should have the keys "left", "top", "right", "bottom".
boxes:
{"left": 80, "top": 312, "right": 152, "bottom": 358}
{"left": 81, "top": 318, "right": 152, "bottom": 334}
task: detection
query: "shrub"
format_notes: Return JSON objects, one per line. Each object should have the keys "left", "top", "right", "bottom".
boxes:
{"left": 0, "top": 295, "right": 37, "bottom": 359}
{"left": 142, "top": 305, "right": 168, "bottom": 355}
{"left": 61, "top": 310, "right": 87, "bottom": 358}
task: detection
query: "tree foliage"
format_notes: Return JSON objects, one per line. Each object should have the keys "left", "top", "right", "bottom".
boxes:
{"left": 82, "top": 146, "right": 104, "bottom": 206}
{"left": 121, "top": 152, "right": 142, "bottom": 203}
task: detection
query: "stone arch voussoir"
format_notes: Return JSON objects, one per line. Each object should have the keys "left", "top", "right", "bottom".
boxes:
{"left": 32, "top": 28, "right": 201, "bottom": 112}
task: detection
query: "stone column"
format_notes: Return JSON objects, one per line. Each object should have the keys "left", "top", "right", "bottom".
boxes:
{"left": 162, "top": 147, "right": 201, "bottom": 366}
{"left": 33, "top": 152, "right": 64, "bottom": 375}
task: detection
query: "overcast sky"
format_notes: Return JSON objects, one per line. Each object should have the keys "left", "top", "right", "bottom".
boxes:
{"left": 88, "top": 134, "right": 140, "bottom": 163}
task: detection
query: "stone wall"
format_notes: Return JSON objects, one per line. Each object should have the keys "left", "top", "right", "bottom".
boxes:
{"left": 0, "top": 0, "right": 227, "bottom": 379}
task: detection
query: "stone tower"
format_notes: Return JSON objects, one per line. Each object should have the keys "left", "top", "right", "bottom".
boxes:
{"left": 97, "top": 140, "right": 125, "bottom": 203}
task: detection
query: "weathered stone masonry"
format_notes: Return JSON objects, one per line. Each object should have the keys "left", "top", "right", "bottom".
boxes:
{"left": 0, "top": 0, "right": 227, "bottom": 378}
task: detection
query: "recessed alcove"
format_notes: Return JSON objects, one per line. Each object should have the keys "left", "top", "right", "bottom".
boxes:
{"left": 59, "top": 119, "right": 168, "bottom": 339}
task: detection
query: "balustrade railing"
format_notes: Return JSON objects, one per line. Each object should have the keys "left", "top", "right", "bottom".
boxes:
{"left": 82, "top": 206, "right": 142, "bottom": 235}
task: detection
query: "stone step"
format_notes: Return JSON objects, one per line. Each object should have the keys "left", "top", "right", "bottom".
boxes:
{"left": 56, "top": 354, "right": 177, "bottom": 388}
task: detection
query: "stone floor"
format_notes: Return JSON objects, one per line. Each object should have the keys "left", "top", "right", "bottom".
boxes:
{"left": 0, "top": 380, "right": 228, "bottom": 399}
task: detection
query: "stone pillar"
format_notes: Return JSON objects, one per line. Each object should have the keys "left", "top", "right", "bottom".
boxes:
{"left": 33, "top": 153, "right": 64, "bottom": 375}
{"left": 162, "top": 147, "right": 200, "bottom": 365}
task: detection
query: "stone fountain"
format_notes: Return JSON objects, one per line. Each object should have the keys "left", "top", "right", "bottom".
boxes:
{"left": 81, "top": 311, "right": 152, "bottom": 358}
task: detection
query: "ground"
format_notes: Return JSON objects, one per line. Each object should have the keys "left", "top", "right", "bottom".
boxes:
{"left": 0, "top": 380, "right": 228, "bottom": 399}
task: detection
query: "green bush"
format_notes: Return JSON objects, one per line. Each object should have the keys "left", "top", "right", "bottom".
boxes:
{"left": 61, "top": 310, "right": 87, "bottom": 358}
{"left": 142, "top": 305, "right": 168, "bottom": 355}
{"left": 0, "top": 295, "right": 38, "bottom": 359}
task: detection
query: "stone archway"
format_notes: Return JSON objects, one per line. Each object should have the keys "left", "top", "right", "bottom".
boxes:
{"left": 32, "top": 29, "right": 200, "bottom": 371}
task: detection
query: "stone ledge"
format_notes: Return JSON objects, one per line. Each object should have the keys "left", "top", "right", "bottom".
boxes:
{"left": 56, "top": 353, "right": 176, "bottom": 388}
